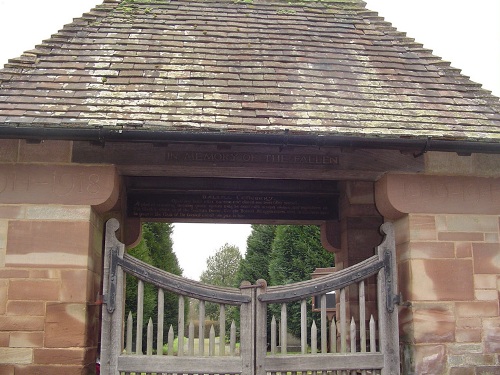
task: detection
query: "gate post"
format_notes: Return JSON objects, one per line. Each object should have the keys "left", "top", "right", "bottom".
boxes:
{"left": 240, "top": 281, "right": 255, "bottom": 375}
{"left": 255, "top": 279, "right": 268, "bottom": 375}
{"left": 377, "top": 222, "right": 400, "bottom": 374}
{"left": 101, "top": 218, "right": 125, "bottom": 375}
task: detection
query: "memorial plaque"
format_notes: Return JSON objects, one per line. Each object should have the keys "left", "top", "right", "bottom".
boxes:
{"left": 128, "top": 192, "right": 338, "bottom": 221}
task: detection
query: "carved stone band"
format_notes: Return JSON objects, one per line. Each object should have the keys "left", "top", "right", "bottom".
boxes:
{"left": 375, "top": 173, "right": 500, "bottom": 219}
{"left": 0, "top": 164, "right": 119, "bottom": 213}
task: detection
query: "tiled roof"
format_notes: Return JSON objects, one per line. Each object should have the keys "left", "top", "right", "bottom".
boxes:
{"left": 0, "top": 0, "right": 499, "bottom": 146}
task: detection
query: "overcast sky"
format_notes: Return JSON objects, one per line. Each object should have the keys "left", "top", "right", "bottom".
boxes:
{"left": 0, "top": 0, "right": 499, "bottom": 280}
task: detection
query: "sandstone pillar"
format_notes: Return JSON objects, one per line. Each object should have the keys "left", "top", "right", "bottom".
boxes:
{"left": 0, "top": 141, "right": 119, "bottom": 374}
{"left": 376, "top": 173, "right": 500, "bottom": 374}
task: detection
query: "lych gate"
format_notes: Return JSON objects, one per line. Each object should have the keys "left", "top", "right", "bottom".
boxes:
{"left": 0, "top": 0, "right": 500, "bottom": 374}
{"left": 101, "top": 219, "right": 400, "bottom": 374}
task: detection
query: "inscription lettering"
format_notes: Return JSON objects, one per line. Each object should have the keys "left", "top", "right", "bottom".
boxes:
{"left": 128, "top": 193, "right": 338, "bottom": 221}
{"left": 165, "top": 151, "right": 339, "bottom": 166}
{"left": 0, "top": 164, "right": 116, "bottom": 207}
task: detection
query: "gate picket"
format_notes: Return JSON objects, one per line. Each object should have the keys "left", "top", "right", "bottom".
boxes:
{"left": 101, "top": 219, "right": 400, "bottom": 375}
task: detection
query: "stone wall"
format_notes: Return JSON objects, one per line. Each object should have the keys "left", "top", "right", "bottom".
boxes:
{"left": 395, "top": 213, "right": 500, "bottom": 374}
{"left": 0, "top": 205, "right": 103, "bottom": 374}
{"left": 0, "top": 139, "right": 119, "bottom": 374}
{"left": 376, "top": 171, "right": 500, "bottom": 375}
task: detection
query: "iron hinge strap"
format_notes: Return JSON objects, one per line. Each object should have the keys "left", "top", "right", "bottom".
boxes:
{"left": 384, "top": 249, "right": 401, "bottom": 313}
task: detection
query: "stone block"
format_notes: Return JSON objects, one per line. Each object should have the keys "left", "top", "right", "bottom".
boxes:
{"left": 0, "top": 140, "right": 19, "bottom": 162}
{"left": 449, "top": 368, "right": 475, "bottom": 375}
{"left": 408, "top": 259, "right": 474, "bottom": 301}
{"left": 484, "top": 327, "right": 500, "bottom": 353}
{"left": 412, "top": 303, "right": 455, "bottom": 343}
{"left": 473, "top": 243, "right": 500, "bottom": 274}
{"left": 409, "top": 215, "right": 436, "bottom": 241}
{"left": 0, "top": 364, "right": 14, "bottom": 375}
{"left": 33, "top": 348, "right": 86, "bottom": 365}
{"left": 448, "top": 342, "right": 483, "bottom": 355}
{"left": 6, "top": 301, "right": 45, "bottom": 316}
{"left": 475, "top": 366, "right": 500, "bottom": 375}
{"left": 485, "top": 232, "right": 500, "bottom": 243}
{"left": 455, "top": 328, "right": 481, "bottom": 343}
{"left": 8, "top": 279, "right": 59, "bottom": 301}
{"left": 456, "top": 242, "right": 472, "bottom": 258}
{"left": 475, "top": 289, "right": 498, "bottom": 301}
{"left": 442, "top": 215, "right": 499, "bottom": 233}
{"left": 0, "top": 206, "right": 24, "bottom": 219}
{"left": 60, "top": 270, "right": 91, "bottom": 303}
{"left": 474, "top": 274, "right": 498, "bottom": 289}
{"left": 414, "top": 344, "right": 447, "bottom": 375}
{"left": 29, "top": 269, "right": 60, "bottom": 279}
{"left": 0, "top": 332, "right": 9, "bottom": 346}
{"left": 6, "top": 221, "right": 91, "bottom": 268}
{"left": 409, "top": 241, "right": 455, "bottom": 259}
{"left": 375, "top": 173, "right": 500, "bottom": 218}
{"left": 0, "top": 316, "right": 45, "bottom": 331}
{"left": 9, "top": 332, "right": 44, "bottom": 348}
{"left": 463, "top": 353, "right": 497, "bottom": 366}
{"left": 18, "top": 140, "right": 71, "bottom": 163}
{"left": 0, "top": 348, "right": 33, "bottom": 364}
{"left": 456, "top": 318, "right": 482, "bottom": 330}
{"left": 0, "top": 269, "right": 29, "bottom": 278}
{"left": 44, "top": 303, "right": 88, "bottom": 348}
{"left": 456, "top": 301, "right": 498, "bottom": 317}
{"left": 14, "top": 365, "right": 85, "bottom": 375}
{"left": 25, "top": 206, "right": 91, "bottom": 221}
{"left": 438, "top": 232, "right": 484, "bottom": 241}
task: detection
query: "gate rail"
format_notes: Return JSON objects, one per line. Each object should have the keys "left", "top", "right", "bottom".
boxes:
{"left": 100, "top": 219, "right": 400, "bottom": 375}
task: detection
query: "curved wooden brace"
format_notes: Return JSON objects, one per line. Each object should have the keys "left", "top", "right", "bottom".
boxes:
{"left": 119, "top": 253, "right": 251, "bottom": 305}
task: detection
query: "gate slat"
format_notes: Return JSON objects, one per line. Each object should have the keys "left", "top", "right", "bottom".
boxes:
{"left": 340, "top": 288, "right": 346, "bottom": 354}
{"left": 219, "top": 304, "right": 226, "bottom": 356}
{"left": 199, "top": 300, "right": 205, "bottom": 356}
{"left": 321, "top": 294, "right": 327, "bottom": 354}
{"left": 280, "top": 303, "right": 287, "bottom": 354}
{"left": 168, "top": 325, "right": 174, "bottom": 356}
{"left": 271, "top": 315, "right": 277, "bottom": 355}
{"left": 157, "top": 288, "right": 164, "bottom": 356}
{"left": 301, "top": 300, "right": 307, "bottom": 355}
{"left": 147, "top": 318, "right": 153, "bottom": 356}
{"left": 126, "top": 311, "right": 133, "bottom": 354}
{"left": 136, "top": 280, "right": 144, "bottom": 355}
{"left": 178, "top": 296, "right": 185, "bottom": 357}
{"left": 188, "top": 320, "right": 195, "bottom": 356}
{"left": 330, "top": 318, "right": 336, "bottom": 354}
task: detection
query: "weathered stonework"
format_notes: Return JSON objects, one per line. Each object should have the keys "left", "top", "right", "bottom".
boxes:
{"left": 376, "top": 173, "right": 500, "bottom": 374}
{"left": 0, "top": 152, "right": 114, "bottom": 373}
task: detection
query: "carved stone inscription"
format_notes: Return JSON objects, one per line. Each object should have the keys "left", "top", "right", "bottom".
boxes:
{"left": 376, "top": 174, "right": 500, "bottom": 219}
{"left": 0, "top": 164, "right": 117, "bottom": 207}
{"left": 165, "top": 151, "right": 339, "bottom": 166}
{"left": 128, "top": 193, "right": 338, "bottom": 221}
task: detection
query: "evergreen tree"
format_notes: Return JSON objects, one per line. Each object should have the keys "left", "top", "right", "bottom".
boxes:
{"left": 125, "top": 222, "right": 183, "bottom": 353}
{"left": 236, "top": 224, "right": 276, "bottom": 285}
{"left": 268, "top": 225, "right": 334, "bottom": 340}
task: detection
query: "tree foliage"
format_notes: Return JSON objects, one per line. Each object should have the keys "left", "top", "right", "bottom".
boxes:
{"left": 269, "top": 225, "right": 334, "bottom": 339}
{"left": 200, "top": 243, "right": 242, "bottom": 321}
{"left": 237, "top": 224, "right": 276, "bottom": 284}
{"left": 125, "top": 222, "right": 183, "bottom": 352}
{"left": 200, "top": 243, "right": 242, "bottom": 287}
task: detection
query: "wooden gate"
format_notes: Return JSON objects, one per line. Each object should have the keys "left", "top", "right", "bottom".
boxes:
{"left": 100, "top": 219, "right": 400, "bottom": 375}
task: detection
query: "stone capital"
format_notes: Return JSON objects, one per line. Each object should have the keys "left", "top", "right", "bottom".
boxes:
{"left": 0, "top": 163, "right": 119, "bottom": 213}
{"left": 375, "top": 173, "right": 500, "bottom": 219}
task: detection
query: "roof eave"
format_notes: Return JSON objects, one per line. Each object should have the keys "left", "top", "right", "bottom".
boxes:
{"left": 1, "top": 125, "right": 500, "bottom": 156}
